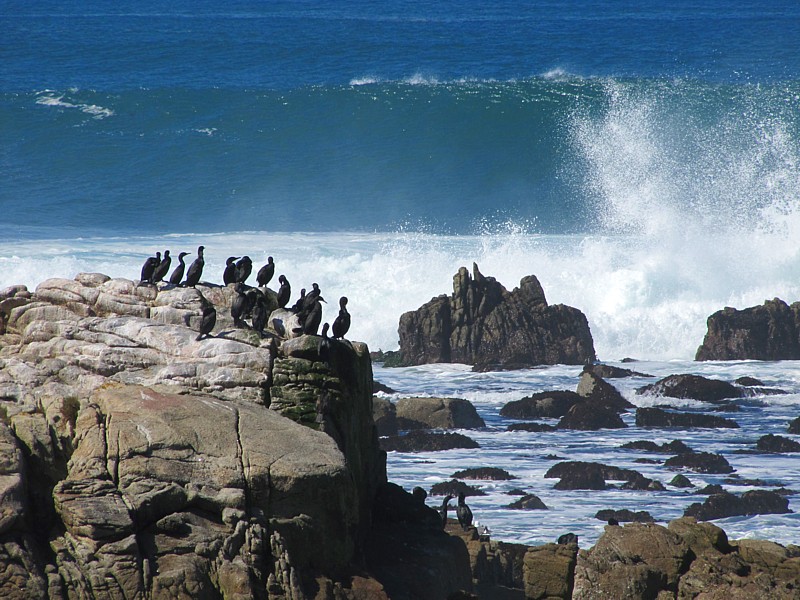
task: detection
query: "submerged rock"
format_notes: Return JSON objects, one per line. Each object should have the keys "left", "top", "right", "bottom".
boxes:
{"left": 397, "top": 263, "right": 595, "bottom": 370}
{"left": 500, "top": 390, "right": 583, "bottom": 419}
{"left": 594, "top": 509, "right": 655, "bottom": 523}
{"left": 451, "top": 467, "right": 517, "bottom": 481}
{"left": 756, "top": 434, "right": 800, "bottom": 453}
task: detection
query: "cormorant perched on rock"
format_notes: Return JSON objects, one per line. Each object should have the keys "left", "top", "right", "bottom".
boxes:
{"left": 290, "top": 288, "right": 306, "bottom": 313}
{"left": 256, "top": 256, "right": 275, "bottom": 287}
{"left": 196, "top": 299, "right": 216, "bottom": 341}
{"left": 440, "top": 494, "right": 454, "bottom": 529}
{"left": 302, "top": 282, "right": 323, "bottom": 311}
{"left": 183, "top": 246, "right": 205, "bottom": 287}
{"left": 231, "top": 283, "right": 249, "bottom": 328}
{"left": 152, "top": 250, "right": 171, "bottom": 283}
{"left": 169, "top": 252, "right": 189, "bottom": 285}
{"left": 249, "top": 289, "right": 268, "bottom": 338}
{"left": 276, "top": 275, "right": 291, "bottom": 308}
{"left": 140, "top": 251, "right": 161, "bottom": 284}
{"left": 332, "top": 296, "right": 350, "bottom": 339}
{"left": 234, "top": 256, "right": 252, "bottom": 284}
{"left": 294, "top": 299, "right": 323, "bottom": 336}
{"left": 456, "top": 492, "right": 473, "bottom": 531}
{"left": 557, "top": 532, "right": 579, "bottom": 545}
{"left": 223, "top": 256, "right": 240, "bottom": 285}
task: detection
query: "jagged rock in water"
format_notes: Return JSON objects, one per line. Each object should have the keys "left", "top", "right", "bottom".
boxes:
{"left": 379, "top": 430, "right": 480, "bottom": 453}
{"left": 500, "top": 390, "right": 584, "bottom": 419}
{"left": 622, "top": 439, "right": 694, "bottom": 454}
{"left": 556, "top": 402, "right": 628, "bottom": 430}
{"left": 395, "top": 397, "right": 485, "bottom": 430}
{"left": 696, "top": 298, "right": 800, "bottom": 361}
{"left": 664, "top": 452, "right": 734, "bottom": 474}
{"left": 637, "top": 373, "right": 743, "bottom": 403}
{"left": 595, "top": 509, "right": 655, "bottom": 523}
{"left": 507, "top": 494, "right": 548, "bottom": 510}
{"left": 429, "top": 479, "right": 486, "bottom": 497}
{"left": 451, "top": 467, "right": 517, "bottom": 481}
{"left": 636, "top": 407, "right": 740, "bottom": 429}
{"left": 544, "top": 461, "right": 660, "bottom": 492}
{"left": 756, "top": 433, "right": 800, "bottom": 453}
{"left": 684, "top": 490, "right": 792, "bottom": 521}
{"left": 575, "top": 369, "right": 635, "bottom": 412}
{"left": 397, "top": 263, "right": 595, "bottom": 370}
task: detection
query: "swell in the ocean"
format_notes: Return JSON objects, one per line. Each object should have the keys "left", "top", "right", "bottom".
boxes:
{"left": 2, "top": 77, "right": 799, "bottom": 360}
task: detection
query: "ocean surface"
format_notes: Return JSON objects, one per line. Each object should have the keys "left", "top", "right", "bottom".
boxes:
{"left": 3, "top": 1, "right": 800, "bottom": 547}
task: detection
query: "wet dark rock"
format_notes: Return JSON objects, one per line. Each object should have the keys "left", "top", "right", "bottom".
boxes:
{"left": 696, "top": 484, "right": 726, "bottom": 495}
{"left": 544, "top": 461, "right": 660, "bottom": 491}
{"left": 506, "top": 489, "right": 528, "bottom": 496}
{"left": 669, "top": 474, "right": 694, "bottom": 488}
{"left": 756, "top": 434, "right": 800, "bottom": 453}
{"left": 635, "top": 407, "right": 739, "bottom": 429}
{"left": 397, "top": 263, "right": 596, "bottom": 369}
{"left": 664, "top": 452, "right": 734, "bottom": 474}
{"left": 575, "top": 370, "right": 635, "bottom": 411}
{"left": 499, "top": 390, "right": 583, "bottom": 419}
{"left": 684, "top": 490, "right": 792, "bottom": 521}
{"left": 379, "top": 431, "right": 480, "bottom": 453}
{"left": 507, "top": 494, "right": 548, "bottom": 510}
{"left": 583, "top": 363, "right": 653, "bottom": 378}
{"left": 634, "top": 458, "right": 661, "bottom": 464}
{"left": 595, "top": 509, "right": 655, "bottom": 523}
{"left": 788, "top": 417, "right": 800, "bottom": 434}
{"left": 735, "top": 376, "right": 764, "bottom": 387}
{"left": 451, "top": 467, "right": 516, "bottom": 481}
{"left": 695, "top": 298, "right": 800, "bottom": 361}
{"left": 506, "top": 422, "right": 556, "bottom": 432}
{"left": 556, "top": 402, "right": 627, "bottom": 430}
{"left": 637, "top": 374, "right": 743, "bottom": 403}
{"left": 429, "top": 479, "right": 486, "bottom": 497}
{"left": 621, "top": 439, "right": 694, "bottom": 454}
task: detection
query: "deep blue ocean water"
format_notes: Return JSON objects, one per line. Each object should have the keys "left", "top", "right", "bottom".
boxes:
{"left": 3, "top": 1, "right": 800, "bottom": 548}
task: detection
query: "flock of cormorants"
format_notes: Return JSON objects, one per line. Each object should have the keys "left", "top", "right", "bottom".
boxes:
{"left": 139, "top": 245, "right": 351, "bottom": 343}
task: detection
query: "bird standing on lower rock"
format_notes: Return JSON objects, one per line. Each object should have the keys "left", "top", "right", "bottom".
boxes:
{"left": 151, "top": 250, "right": 171, "bottom": 283}
{"left": 223, "top": 256, "right": 240, "bottom": 285}
{"left": 169, "top": 252, "right": 189, "bottom": 285}
{"left": 257, "top": 256, "right": 275, "bottom": 287}
{"left": 140, "top": 251, "right": 161, "bottom": 284}
{"left": 456, "top": 492, "right": 473, "bottom": 530}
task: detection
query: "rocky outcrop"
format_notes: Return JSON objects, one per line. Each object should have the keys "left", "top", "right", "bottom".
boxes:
{"left": 664, "top": 451, "right": 734, "bottom": 474}
{"left": 696, "top": 298, "right": 800, "bottom": 361}
{"left": 397, "top": 263, "right": 595, "bottom": 370}
{"left": 557, "top": 402, "right": 627, "bottom": 430}
{"left": 395, "top": 397, "right": 485, "bottom": 430}
{"left": 756, "top": 433, "right": 800, "bottom": 453}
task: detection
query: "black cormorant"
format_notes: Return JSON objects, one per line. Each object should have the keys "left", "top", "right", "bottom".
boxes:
{"left": 249, "top": 289, "right": 268, "bottom": 337}
{"left": 196, "top": 299, "right": 216, "bottom": 341}
{"left": 331, "top": 296, "right": 350, "bottom": 339}
{"left": 290, "top": 288, "right": 306, "bottom": 313}
{"left": 231, "top": 283, "right": 249, "bottom": 327}
{"left": 256, "top": 256, "right": 275, "bottom": 287}
{"left": 456, "top": 492, "right": 473, "bottom": 531}
{"left": 183, "top": 246, "right": 205, "bottom": 287}
{"left": 440, "top": 494, "right": 454, "bottom": 529}
{"left": 223, "top": 256, "right": 240, "bottom": 285}
{"left": 169, "top": 252, "right": 189, "bottom": 285}
{"left": 140, "top": 251, "right": 161, "bottom": 284}
{"left": 276, "top": 275, "right": 291, "bottom": 308}
{"left": 234, "top": 256, "right": 252, "bottom": 284}
{"left": 152, "top": 250, "right": 171, "bottom": 283}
